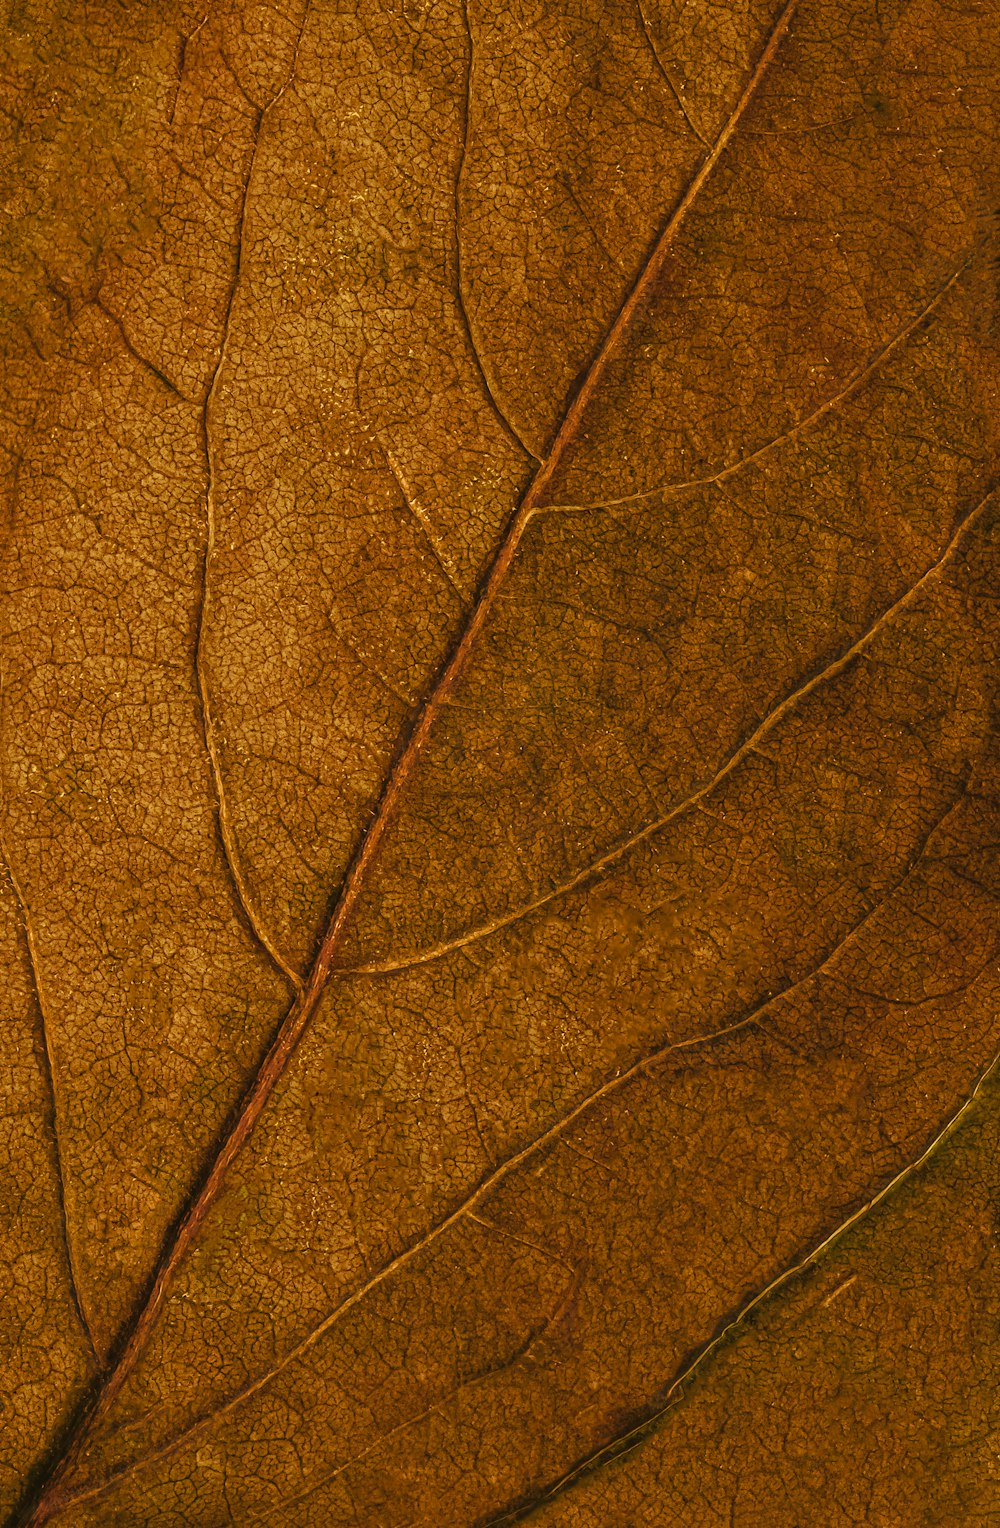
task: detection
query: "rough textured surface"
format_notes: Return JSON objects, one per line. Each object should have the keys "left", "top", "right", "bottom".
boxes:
{"left": 0, "top": 0, "right": 997, "bottom": 1522}
{"left": 530, "top": 1059, "right": 1000, "bottom": 1528}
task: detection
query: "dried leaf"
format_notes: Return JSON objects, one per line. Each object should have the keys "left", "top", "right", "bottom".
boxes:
{"left": 1, "top": 0, "right": 997, "bottom": 1522}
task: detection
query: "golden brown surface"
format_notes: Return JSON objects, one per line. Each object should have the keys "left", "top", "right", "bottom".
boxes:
{"left": 0, "top": 0, "right": 997, "bottom": 1522}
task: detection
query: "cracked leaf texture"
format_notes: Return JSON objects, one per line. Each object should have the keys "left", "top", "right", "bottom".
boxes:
{"left": 0, "top": 0, "right": 998, "bottom": 1522}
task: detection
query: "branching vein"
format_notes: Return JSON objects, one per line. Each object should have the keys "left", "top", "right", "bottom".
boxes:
{"left": 454, "top": 0, "right": 538, "bottom": 461}
{"left": 635, "top": 0, "right": 708, "bottom": 144}
{"left": 50, "top": 771, "right": 970, "bottom": 1508}
{"left": 345, "top": 489, "right": 995, "bottom": 977}
{"left": 484, "top": 1026, "right": 1000, "bottom": 1524}
{"left": 380, "top": 440, "right": 467, "bottom": 602}
{"left": 194, "top": 85, "right": 306, "bottom": 991}
{"left": 0, "top": 825, "right": 97, "bottom": 1362}
{"left": 538, "top": 252, "right": 974, "bottom": 518}
{"left": 17, "top": 6, "right": 810, "bottom": 1519}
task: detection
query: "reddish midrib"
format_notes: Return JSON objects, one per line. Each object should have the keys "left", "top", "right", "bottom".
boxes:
{"left": 19, "top": 4, "right": 796, "bottom": 1520}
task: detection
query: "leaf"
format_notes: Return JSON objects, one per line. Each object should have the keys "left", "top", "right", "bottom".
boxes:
{"left": 0, "top": 0, "right": 997, "bottom": 1522}
{"left": 527, "top": 1058, "right": 1000, "bottom": 1526}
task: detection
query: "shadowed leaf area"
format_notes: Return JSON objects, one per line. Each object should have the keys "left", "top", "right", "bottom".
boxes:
{"left": 0, "top": 0, "right": 998, "bottom": 1522}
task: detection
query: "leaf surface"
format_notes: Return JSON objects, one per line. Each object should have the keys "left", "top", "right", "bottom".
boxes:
{"left": 0, "top": 0, "right": 998, "bottom": 1522}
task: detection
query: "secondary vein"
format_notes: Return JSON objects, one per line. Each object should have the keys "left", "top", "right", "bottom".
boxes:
{"left": 484, "top": 1015, "right": 1000, "bottom": 1524}
{"left": 0, "top": 825, "right": 98, "bottom": 1363}
{"left": 53, "top": 768, "right": 971, "bottom": 1509}
{"left": 537, "top": 252, "right": 973, "bottom": 517}
{"left": 345, "top": 488, "right": 995, "bottom": 977}
{"left": 18, "top": 5, "right": 799, "bottom": 1519}
{"left": 194, "top": 92, "right": 307, "bottom": 991}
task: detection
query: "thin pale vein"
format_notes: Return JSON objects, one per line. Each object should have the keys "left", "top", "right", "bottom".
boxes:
{"left": 257, "top": 1261, "right": 581, "bottom": 1524}
{"left": 635, "top": 0, "right": 708, "bottom": 144}
{"left": 455, "top": 0, "right": 539, "bottom": 462}
{"left": 343, "top": 488, "right": 994, "bottom": 977}
{"left": 537, "top": 251, "right": 974, "bottom": 517}
{"left": 380, "top": 440, "right": 467, "bottom": 601}
{"left": 0, "top": 824, "right": 97, "bottom": 1362}
{"left": 56, "top": 776, "right": 964, "bottom": 1509}
{"left": 195, "top": 95, "right": 305, "bottom": 991}
{"left": 487, "top": 1017, "right": 1000, "bottom": 1524}
{"left": 18, "top": 9, "right": 801, "bottom": 1518}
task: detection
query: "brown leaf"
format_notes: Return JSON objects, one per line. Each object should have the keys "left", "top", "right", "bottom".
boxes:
{"left": 1, "top": 0, "right": 997, "bottom": 1522}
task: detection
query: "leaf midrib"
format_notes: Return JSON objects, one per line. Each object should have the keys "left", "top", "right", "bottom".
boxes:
{"left": 45, "top": 652, "right": 985, "bottom": 1511}
{"left": 17, "top": 5, "right": 799, "bottom": 1520}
